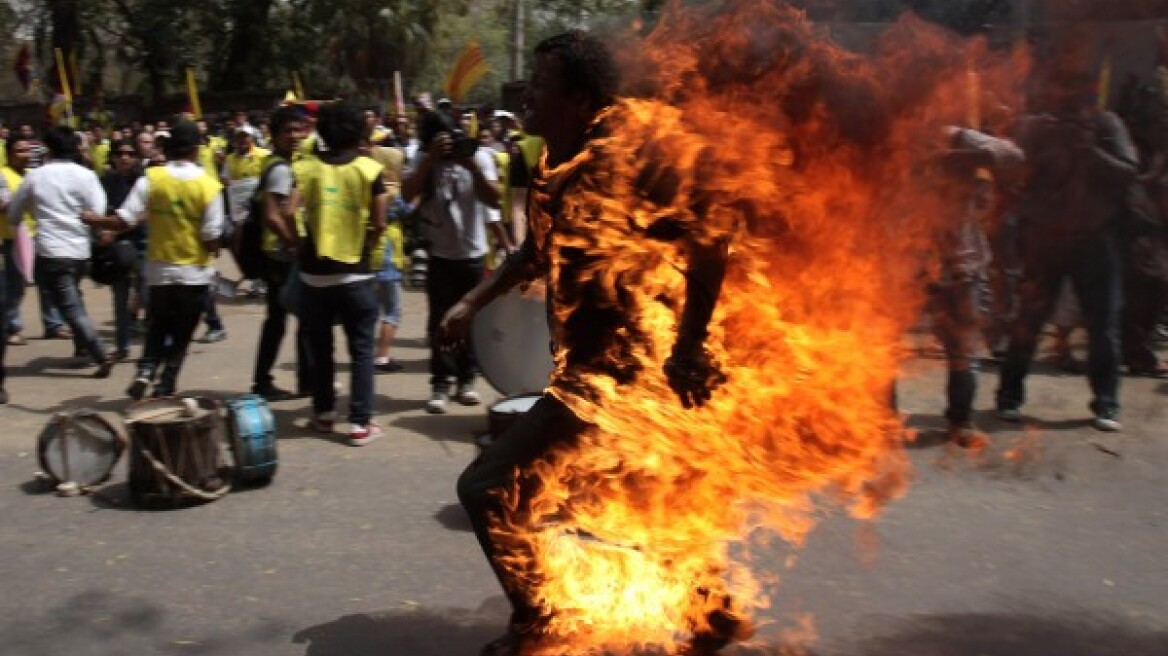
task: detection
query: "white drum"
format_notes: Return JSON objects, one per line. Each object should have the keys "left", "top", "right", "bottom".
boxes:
{"left": 472, "top": 284, "right": 554, "bottom": 397}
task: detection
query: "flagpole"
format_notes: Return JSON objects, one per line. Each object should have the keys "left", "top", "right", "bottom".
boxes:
{"left": 186, "top": 67, "right": 203, "bottom": 119}
{"left": 53, "top": 48, "right": 73, "bottom": 125}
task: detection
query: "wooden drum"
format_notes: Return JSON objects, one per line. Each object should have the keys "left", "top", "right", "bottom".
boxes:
{"left": 125, "top": 397, "right": 231, "bottom": 507}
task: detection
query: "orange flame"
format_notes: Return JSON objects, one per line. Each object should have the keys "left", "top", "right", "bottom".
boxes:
{"left": 494, "top": 1, "right": 1029, "bottom": 652}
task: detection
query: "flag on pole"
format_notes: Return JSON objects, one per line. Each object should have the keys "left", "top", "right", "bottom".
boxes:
{"left": 292, "top": 71, "right": 305, "bottom": 101}
{"left": 53, "top": 48, "right": 72, "bottom": 104}
{"left": 50, "top": 48, "right": 74, "bottom": 126}
{"left": 12, "top": 43, "right": 31, "bottom": 91}
{"left": 185, "top": 68, "right": 202, "bottom": 119}
{"left": 1097, "top": 55, "right": 1113, "bottom": 110}
{"left": 443, "top": 40, "right": 488, "bottom": 102}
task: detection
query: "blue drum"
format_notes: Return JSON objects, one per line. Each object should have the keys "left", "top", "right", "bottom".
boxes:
{"left": 225, "top": 395, "right": 277, "bottom": 484}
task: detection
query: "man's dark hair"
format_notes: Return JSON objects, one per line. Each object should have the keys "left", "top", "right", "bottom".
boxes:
{"left": 417, "top": 108, "right": 457, "bottom": 149}
{"left": 316, "top": 102, "right": 364, "bottom": 151}
{"left": 534, "top": 30, "right": 621, "bottom": 111}
{"left": 270, "top": 105, "right": 307, "bottom": 137}
{"left": 43, "top": 125, "right": 80, "bottom": 159}
{"left": 5, "top": 135, "right": 31, "bottom": 160}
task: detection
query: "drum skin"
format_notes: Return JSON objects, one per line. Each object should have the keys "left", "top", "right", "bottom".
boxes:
{"left": 37, "top": 410, "right": 125, "bottom": 488}
{"left": 472, "top": 286, "right": 554, "bottom": 397}
{"left": 226, "top": 394, "right": 277, "bottom": 484}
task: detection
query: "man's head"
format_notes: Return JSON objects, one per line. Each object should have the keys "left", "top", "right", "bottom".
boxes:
{"left": 18, "top": 124, "right": 35, "bottom": 140}
{"left": 233, "top": 110, "right": 249, "bottom": 126}
{"left": 164, "top": 120, "right": 201, "bottom": 161}
{"left": 269, "top": 105, "right": 308, "bottom": 157}
{"left": 135, "top": 131, "right": 156, "bottom": 159}
{"left": 196, "top": 119, "right": 208, "bottom": 136}
{"left": 43, "top": 126, "right": 81, "bottom": 160}
{"left": 110, "top": 139, "right": 139, "bottom": 173}
{"left": 5, "top": 136, "right": 33, "bottom": 172}
{"left": 316, "top": 102, "right": 364, "bottom": 152}
{"left": 233, "top": 128, "right": 255, "bottom": 154}
{"left": 156, "top": 119, "right": 170, "bottom": 133}
{"left": 524, "top": 31, "right": 620, "bottom": 139}
{"left": 92, "top": 124, "right": 105, "bottom": 141}
{"left": 364, "top": 108, "right": 381, "bottom": 129}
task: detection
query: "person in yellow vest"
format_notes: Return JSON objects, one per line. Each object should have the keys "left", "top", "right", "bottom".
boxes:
{"left": 251, "top": 105, "right": 312, "bottom": 400}
{"left": 289, "top": 102, "right": 387, "bottom": 446}
{"left": 222, "top": 128, "right": 271, "bottom": 218}
{"left": 83, "top": 121, "right": 225, "bottom": 399}
{"left": 0, "top": 136, "right": 38, "bottom": 346}
{"left": 90, "top": 124, "right": 112, "bottom": 174}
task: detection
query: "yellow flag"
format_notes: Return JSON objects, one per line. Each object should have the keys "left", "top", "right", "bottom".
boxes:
{"left": 1098, "top": 55, "right": 1113, "bottom": 110}
{"left": 284, "top": 90, "right": 298, "bottom": 103}
{"left": 53, "top": 48, "right": 72, "bottom": 104}
{"left": 292, "top": 71, "right": 305, "bottom": 101}
{"left": 443, "top": 40, "right": 488, "bottom": 102}
{"left": 186, "top": 68, "right": 202, "bottom": 119}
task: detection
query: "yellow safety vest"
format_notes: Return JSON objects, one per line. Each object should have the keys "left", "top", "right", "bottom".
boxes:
{"left": 295, "top": 155, "right": 383, "bottom": 265}
{"left": 1, "top": 166, "right": 35, "bottom": 239}
{"left": 145, "top": 167, "right": 223, "bottom": 266}
{"left": 92, "top": 140, "right": 111, "bottom": 174}
{"left": 0, "top": 140, "right": 6, "bottom": 169}
{"left": 198, "top": 144, "right": 218, "bottom": 177}
{"left": 225, "top": 147, "right": 270, "bottom": 181}
{"left": 257, "top": 155, "right": 295, "bottom": 253}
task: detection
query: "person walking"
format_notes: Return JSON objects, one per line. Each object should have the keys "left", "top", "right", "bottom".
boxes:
{"left": 84, "top": 121, "right": 224, "bottom": 399}
{"left": 6, "top": 126, "right": 114, "bottom": 378}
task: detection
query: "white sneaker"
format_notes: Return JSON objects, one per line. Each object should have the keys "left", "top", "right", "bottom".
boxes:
{"left": 455, "top": 383, "right": 481, "bottom": 406}
{"left": 348, "top": 422, "right": 384, "bottom": 446}
{"left": 1092, "top": 414, "right": 1122, "bottom": 432}
{"left": 426, "top": 391, "right": 449, "bottom": 414}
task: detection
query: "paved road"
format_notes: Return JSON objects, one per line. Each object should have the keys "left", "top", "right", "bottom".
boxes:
{"left": 0, "top": 278, "right": 1164, "bottom": 656}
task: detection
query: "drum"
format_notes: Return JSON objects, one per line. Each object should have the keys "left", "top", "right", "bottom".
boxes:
{"left": 36, "top": 410, "right": 126, "bottom": 490}
{"left": 125, "top": 397, "right": 230, "bottom": 506}
{"left": 476, "top": 393, "right": 543, "bottom": 454}
{"left": 225, "top": 394, "right": 277, "bottom": 484}
{"left": 472, "top": 284, "right": 554, "bottom": 396}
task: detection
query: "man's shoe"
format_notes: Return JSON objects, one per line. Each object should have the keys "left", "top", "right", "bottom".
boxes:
{"left": 47, "top": 326, "right": 73, "bottom": 340}
{"left": 947, "top": 424, "right": 989, "bottom": 449}
{"left": 1093, "top": 410, "right": 1122, "bottom": 432}
{"left": 108, "top": 349, "right": 131, "bottom": 362}
{"left": 6, "top": 333, "right": 27, "bottom": 346}
{"left": 996, "top": 406, "right": 1023, "bottom": 422}
{"left": 253, "top": 384, "right": 295, "bottom": 401}
{"left": 197, "top": 329, "right": 228, "bottom": 344}
{"left": 93, "top": 357, "right": 116, "bottom": 379}
{"left": 374, "top": 359, "right": 404, "bottom": 373}
{"left": 126, "top": 377, "right": 150, "bottom": 401}
{"left": 308, "top": 411, "right": 337, "bottom": 433}
{"left": 426, "top": 391, "right": 449, "bottom": 414}
{"left": 454, "top": 383, "right": 481, "bottom": 406}
{"left": 348, "top": 422, "right": 384, "bottom": 446}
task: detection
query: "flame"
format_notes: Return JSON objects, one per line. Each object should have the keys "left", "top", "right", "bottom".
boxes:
{"left": 492, "top": 1, "right": 1029, "bottom": 652}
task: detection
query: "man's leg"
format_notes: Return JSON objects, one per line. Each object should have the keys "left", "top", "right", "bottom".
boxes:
{"left": 300, "top": 285, "right": 337, "bottom": 420}
{"left": 252, "top": 259, "right": 290, "bottom": 392}
{"left": 33, "top": 256, "right": 67, "bottom": 338}
{"left": 995, "top": 261, "right": 1061, "bottom": 415}
{"left": 453, "top": 257, "right": 485, "bottom": 386}
{"left": 931, "top": 280, "right": 984, "bottom": 446}
{"left": 131, "top": 284, "right": 171, "bottom": 398}
{"left": 156, "top": 285, "right": 209, "bottom": 396}
{"left": 1121, "top": 267, "right": 1167, "bottom": 374}
{"left": 426, "top": 257, "right": 458, "bottom": 391}
{"left": 36, "top": 258, "right": 106, "bottom": 364}
{"left": 338, "top": 279, "right": 379, "bottom": 427}
{"left": 1070, "top": 233, "right": 1123, "bottom": 420}
{"left": 112, "top": 275, "right": 133, "bottom": 357}
{"left": 0, "top": 256, "right": 8, "bottom": 398}
{"left": 457, "top": 396, "right": 588, "bottom": 637}
{"left": 2, "top": 240, "right": 26, "bottom": 337}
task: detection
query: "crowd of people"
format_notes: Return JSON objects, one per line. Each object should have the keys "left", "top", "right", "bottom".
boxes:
{"left": 0, "top": 93, "right": 545, "bottom": 443}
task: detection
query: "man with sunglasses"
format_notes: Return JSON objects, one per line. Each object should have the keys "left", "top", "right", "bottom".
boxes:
{"left": 100, "top": 140, "right": 146, "bottom": 360}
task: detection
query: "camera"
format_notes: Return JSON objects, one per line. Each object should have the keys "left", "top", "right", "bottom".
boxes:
{"left": 449, "top": 129, "right": 479, "bottom": 159}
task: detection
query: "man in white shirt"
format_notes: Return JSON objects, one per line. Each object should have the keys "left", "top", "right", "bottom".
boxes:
{"left": 7, "top": 126, "right": 114, "bottom": 378}
{"left": 83, "top": 121, "right": 224, "bottom": 399}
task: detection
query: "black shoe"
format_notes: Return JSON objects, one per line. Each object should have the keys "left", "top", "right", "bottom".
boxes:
{"left": 374, "top": 360, "right": 404, "bottom": 373}
{"left": 253, "top": 385, "right": 295, "bottom": 401}
{"left": 93, "top": 358, "right": 116, "bottom": 379}
{"left": 126, "top": 377, "right": 150, "bottom": 401}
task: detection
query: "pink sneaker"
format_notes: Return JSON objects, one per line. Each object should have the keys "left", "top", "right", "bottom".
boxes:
{"left": 348, "top": 422, "right": 384, "bottom": 446}
{"left": 308, "top": 411, "right": 336, "bottom": 433}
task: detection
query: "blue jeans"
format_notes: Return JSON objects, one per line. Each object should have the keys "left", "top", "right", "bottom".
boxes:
{"left": 996, "top": 230, "right": 1123, "bottom": 415}
{"left": 1, "top": 241, "right": 64, "bottom": 335}
{"left": 253, "top": 258, "right": 312, "bottom": 391}
{"left": 33, "top": 257, "right": 106, "bottom": 364}
{"left": 301, "top": 278, "right": 378, "bottom": 425}
{"left": 426, "top": 256, "right": 483, "bottom": 389}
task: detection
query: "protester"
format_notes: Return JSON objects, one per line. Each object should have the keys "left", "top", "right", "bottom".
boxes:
{"left": 84, "top": 121, "right": 224, "bottom": 399}
{"left": 361, "top": 128, "right": 406, "bottom": 374}
{"left": 443, "top": 31, "right": 747, "bottom": 656}
{"left": 251, "top": 106, "right": 313, "bottom": 400}
{"left": 996, "top": 68, "right": 1136, "bottom": 432}
{"left": 6, "top": 126, "right": 114, "bottom": 378}
{"left": 99, "top": 139, "right": 145, "bottom": 360}
{"left": 290, "top": 102, "right": 388, "bottom": 446}
{"left": 402, "top": 108, "right": 512, "bottom": 414}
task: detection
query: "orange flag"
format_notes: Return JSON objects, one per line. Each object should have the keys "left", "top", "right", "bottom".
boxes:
{"left": 443, "top": 40, "right": 488, "bottom": 102}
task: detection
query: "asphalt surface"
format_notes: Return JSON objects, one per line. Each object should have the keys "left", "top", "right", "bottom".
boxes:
{"left": 0, "top": 276, "right": 1164, "bottom": 656}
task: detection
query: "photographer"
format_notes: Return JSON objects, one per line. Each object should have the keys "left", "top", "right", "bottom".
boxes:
{"left": 402, "top": 110, "right": 513, "bottom": 414}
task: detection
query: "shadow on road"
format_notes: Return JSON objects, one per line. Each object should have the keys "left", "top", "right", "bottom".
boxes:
{"left": 852, "top": 612, "right": 1168, "bottom": 656}
{"left": 292, "top": 598, "right": 509, "bottom": 656}
{"left": 433, "top": 502, "right": 473, "bottom": 532}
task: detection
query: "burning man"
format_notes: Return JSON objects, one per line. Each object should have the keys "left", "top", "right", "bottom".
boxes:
{"left": 443, "top": 31, "right": 744, "bottom": 656}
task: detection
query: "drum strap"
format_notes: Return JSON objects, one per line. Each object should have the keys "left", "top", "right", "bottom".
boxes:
{"left": 136, "top": 440, "right": 231, "bottom": 501}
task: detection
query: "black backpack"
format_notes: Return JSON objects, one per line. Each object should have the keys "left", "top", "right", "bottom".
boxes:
{"left": 230, "top": 160, "right": 288, "bottom": 279}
